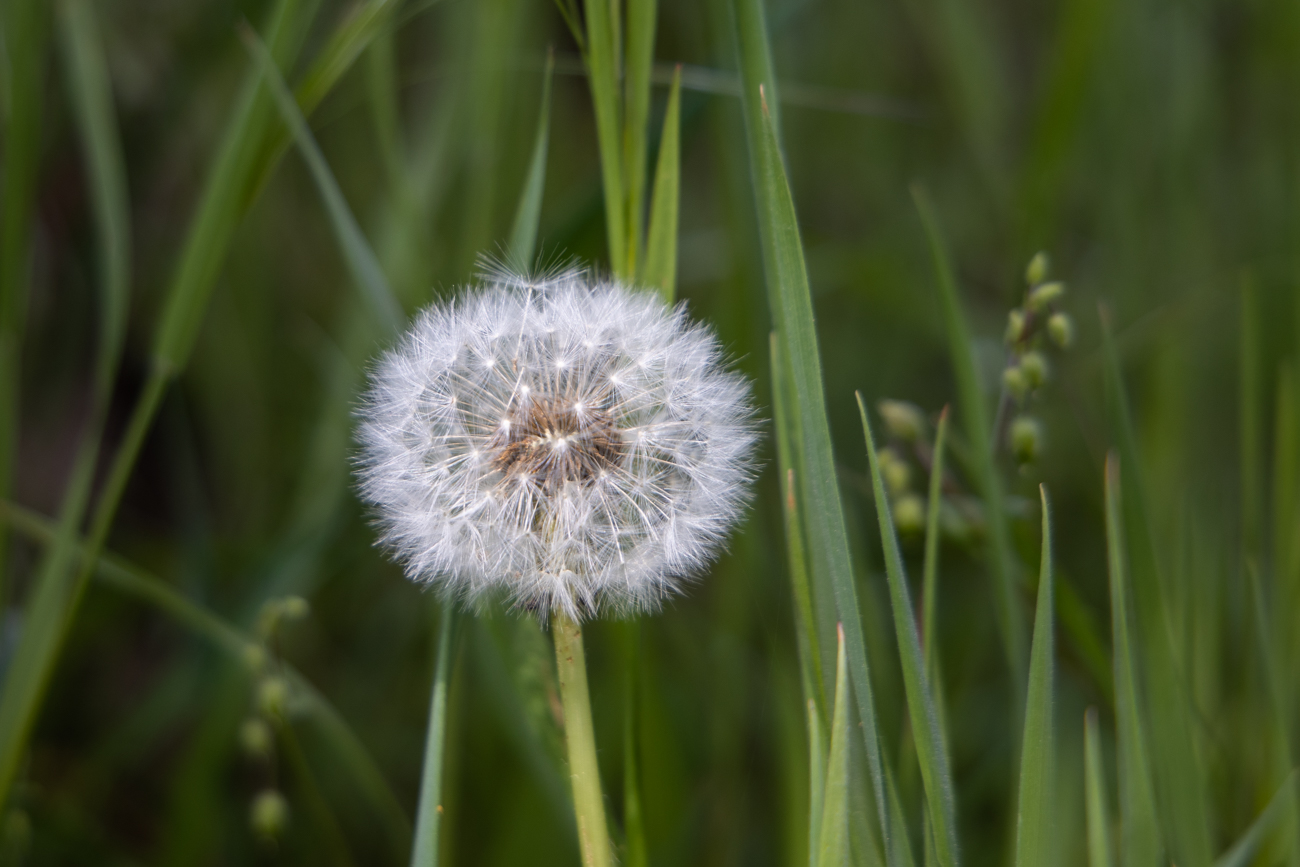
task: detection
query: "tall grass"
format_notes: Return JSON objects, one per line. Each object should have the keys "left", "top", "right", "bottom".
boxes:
{"left": 0, "top": 0, "right": 1297, "bottom": 864}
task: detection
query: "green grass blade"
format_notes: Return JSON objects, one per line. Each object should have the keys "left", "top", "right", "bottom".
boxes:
{"left": 1084, "top": 708, "right": 1113, "bottom": 867}
{"left": 911, "top": 185, "right": 1027, "bottom": 686}
{"left": 640, "top": 65, "right": 681, "bottom": 303}
{"left": 1014, "top": 485, "right": 1055, "bottom": 867}
{"left": 771, "top": 333, "right": 829, "bottom": 724}
{"left": 730, "top": 0, "right": 892, "bottom": 851}
{"left": 858, "top": 394, "right": 960, "bottom": 867}
{"left": 1239, "top": 275, "right": 1262, "bottom": 562}
{"left": 1214, "top": 773, "right": 1299, "bottom": 867}
{"left": 0, "top": 0, "right": 47, "bottom": 604}
{"left": 410, "top": 604, "right": 458, "bottom": 867}
{"left": 920, "top": 408, "right": 951, "bottom": 691}
{"left": 366, "top": 22, "right": 406, "bottom": 202}
{"left": 621, "top": 624, "right": 648, "bottom": 867}
{"left": 622, "top": 0, "right": 656, "bottom": 272}
{"left": 817, "top": 625, "right": 850, "bottom": 867}
{"left": 584, "top": 0, "right": 628, "bottom": 276}
{"left": 1100, "top": 315, "right": 1213, "bottom": 867}
{"left": 1104, "top": 455, "right": 1161, "bottom": 867}
{"left": 506, "top": 49, "right": 555, "bottom": 273}
{"left": 808, "top": 696, "right": 828, "bottom": 867}
{"left": 241, "top": 22, "right": 402, "bottom": 333}
{"left": 0, "top": 499, "right": 413, "bottom": 856}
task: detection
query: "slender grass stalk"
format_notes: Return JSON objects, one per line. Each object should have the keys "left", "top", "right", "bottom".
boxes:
{"left": 507, "top": 49, "right": 556, "bottom": 275}
{"left": 1013, "top": 485, "right": 1054, "bottom": 867}
{"left": 553, "top": 613, "right": 613, "bottom": 867}
{"left": 583, "top": 0, "right": 628, "bottom": 277}
{"left": 912, "top": 184, "right": 1027, "bottom": 687}
{"left": 730, "top": 0, "right": 892, "bottom": 852}
{"left": 641, "top": 66, "right": 682, "bottom": 303}
{"left": 858, "top": 393, "right": 959, "bottom": 867}
{"left": 621, "top": 623, "right": 648, "bottom": 867}
{"left": 816, "top": 624, "right": 850, "bottom": 867}
{"left": 1103, "top": 454, "right": 1161, "bottom": 866}
{"left": 921, "top": 405, "right": 950, "bottom": 729}
{"left": 622, "top": 0, "right": 657, "bottom": 273}
{"left": 411, "top": 604, "right": 458, "bottom": 867}
{"left": 1083, "top": 708, "right": 1113, "bottom": 867}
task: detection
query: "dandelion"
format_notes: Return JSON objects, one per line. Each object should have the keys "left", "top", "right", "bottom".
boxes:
{"left": 356, "top": 268, "right": 757, "bottom": 622}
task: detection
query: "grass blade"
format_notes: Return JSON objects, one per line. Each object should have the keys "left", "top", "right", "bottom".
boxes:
{"left": 730, "top": 0, "right": 892, "bottom": 851}
{"left": 0, "top": 0, "right": 47, "bottom": 604}
{"left": 817, "top": 625, "right": 850, "bottom": 867}
{"left": 1214, "top": 773, "right": 1299, "bottom": 867}
{"left": 241, "top": 21, "right": 402, "bottom": 333}
{"left": 911, "top": 184, "right": 1027, "bottom": 686}
{"left": 1101, "top": 315, "right": 1213, "bottom": 867}
{"left": 1084, "top": 708, "right": 1113, "bottom": 867}
{"left": 623, "top": 0, "right": 656, "bottom": 273}
{"left": 365, "top": 23, "right": 405, "bottom": 202}
{"left": 771, "top": 333, "right": 829, "bottom": 723}
{"left": 506, "top": 48, "right": 555, "bottom": 273}
{"left": 1014, "top": 485, "right": 1055, "bottom": 867}
{"left": 858, "top": 394, "right": 960, "bottom": 867}
{"left": 640, "top": 65, "right": 681, "bottom": 303}
{"left": 584, "top": 0, "right": 628, "bottom": 276}
{"left": 410, "top": 604, "right": 458, "bottom": 867}
{"left": 808, "top": 696, "right": 828, "bottom": 867}
{"left": 1104, "top": 454, "right": 1161, "bottom": 867}
{"left": 921, "top": 405, "right": 950, "bottom": 741}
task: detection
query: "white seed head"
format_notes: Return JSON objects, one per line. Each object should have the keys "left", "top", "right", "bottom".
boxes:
{"left": 356, "top": 270, "right": 757, "bottom": 621}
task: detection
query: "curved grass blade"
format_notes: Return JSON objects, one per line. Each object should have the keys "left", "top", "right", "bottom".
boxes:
{"left": 410, "top": 604, "right": 458, "bottom": 867}
{"left": 858, "top": 394, "right": 960, "bottom": 867}
{"left": 1084, "top": 708, "right": 1113, "bottom": 867}
{"left": 1013, "top": 485, "right": 1055, "bottom": 867}
{"left": 1215, "top": 773, "right": 1299, "bottom": 867}
{"left": 911, "top": 185, "right": 1026, "bottom": 686}
{"left": 242, "top": 22, "right": 402, "bottom": 333}
{"left": 1100, "top": 316, "right": 1212, "bottom": 867}
{"left": 730, "top": 0, "right": 891, "bottom": 849}
{"left": 507, "top": 48, "right": 555, "bottom": 273}
{"left": 921, "top": 406, "right": 950, "bottom": 743}
{"left": 641, "top": 65, "right": 681, "bottom": 303}
{"left": 1104, "top": 455, "right": 1161, "bottom": 867}
{"left": 583, "top": 0, "right": 628, "bottom": 276}
{"left": 0, "top": 499, "right": 413, "bottom": 854}
{"left": 808, "top": 696, "right": 828, "bottom": 867}
{"left": 817, "top": 625, "right": 850, "bottom": 867}
{"left": 622, "top": 0, "right": 657, "bottom": 273}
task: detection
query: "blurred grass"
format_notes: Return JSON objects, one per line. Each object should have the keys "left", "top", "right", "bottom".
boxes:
{"left": 1, "top": 0, "right": 1300, "bottom": 864}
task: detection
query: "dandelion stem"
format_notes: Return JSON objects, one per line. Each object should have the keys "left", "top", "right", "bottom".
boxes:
{"left": 553, "top": 613, "right": 612, "bottom": 867}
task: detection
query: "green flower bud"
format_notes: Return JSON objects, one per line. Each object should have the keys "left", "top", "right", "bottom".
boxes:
{"left": 1010, "top": 416, "right": 1043, "bottom": 464}
{"left": 258, "top": 677, "right": 288, "bottom": 719}
{"left": 1048, "top": 312, "right": 1074, "bottom": 348}
{"left": 250, "top": 790, "right": 289, "bottom": 839}
{"left": 893, "top": 493, "right": 926, "bottom": 535}
{"left": 878, "top": 399, "right": 925, "bottom": 443}
{"left": 1002, "top": 365, "right": 1029, "bottom": 401}
{"left": 281, "top": 596, "right": 310, "bottom": 620}
{"left": 1027, "top": 281, "right": 1065, "bottom": 313}
{"left": 1020, "top": 351, "right": 1048, "bottom": 389}
{"left": 1025, "top": 251, "right": 1050, "bottom": 287}
{"left": 242, "top": 644, "right": 267, "bottom": 672}
{"left": 240, "top": 717, "right": 273, "bottom": 757}
{"left": 1006, "top": 309, "right": 1027, "bottom": 344}
{"left": 880, "top": 448, "right": 911, "bottom": 497}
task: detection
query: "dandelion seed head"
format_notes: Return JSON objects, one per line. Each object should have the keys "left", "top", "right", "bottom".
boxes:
{"left": 357, "top": 269, "right": 757, "bottom": 621}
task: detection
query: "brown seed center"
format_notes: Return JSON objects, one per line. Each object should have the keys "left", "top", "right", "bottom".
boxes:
{"left": 491, "top": 396, "right": 624, "bottom": 487}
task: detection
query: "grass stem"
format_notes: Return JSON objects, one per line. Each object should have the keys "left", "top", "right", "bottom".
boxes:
{"left": 553, "top": 613, "right": 612, "bottom": 867}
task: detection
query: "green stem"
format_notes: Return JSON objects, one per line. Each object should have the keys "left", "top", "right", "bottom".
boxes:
{"left": 553, "top": 613, "right": 612, "bottom": 867}
{"left": 410, "top": 603, "right": 458, "bottom": 867}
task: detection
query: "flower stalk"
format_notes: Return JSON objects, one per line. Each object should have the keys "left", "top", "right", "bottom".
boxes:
{"left": 553, "top": 613, "right": 612, "bottom": 867}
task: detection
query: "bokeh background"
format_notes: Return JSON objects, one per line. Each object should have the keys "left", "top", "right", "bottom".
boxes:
{"left": 3, "top": 0, "right": 1298, "bottom": 864}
